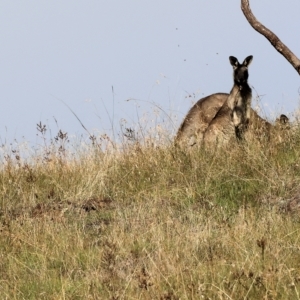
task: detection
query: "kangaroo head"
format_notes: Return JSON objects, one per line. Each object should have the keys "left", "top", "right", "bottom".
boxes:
{"left": 279, "top": 114, "right": 289, "bottom": 124}
{"left": 229, "top": 56, "right": 253, "bottom": 88}
{"left": 275, "top": 114, "right": 290, "bottom": 129}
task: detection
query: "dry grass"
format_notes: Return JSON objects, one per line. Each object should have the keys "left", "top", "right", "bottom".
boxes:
{"left": 1, "top": 120, "right": 300, "bottom": 299}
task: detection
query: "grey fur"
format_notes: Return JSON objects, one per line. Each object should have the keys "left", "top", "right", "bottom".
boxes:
{"left": 176, "top": 55, "right": 289, "bottom": 148}
{"left": 175, "top": 93, "right": 227, "bottom": 146}
{"left": 203, "top": 56, "right": 253, "bottom": 147}
{"left": 176, "top": 91, "right": 288, "bottom": 147}
{"left": 176, "top": 56, "right": 255, "bottom": 147}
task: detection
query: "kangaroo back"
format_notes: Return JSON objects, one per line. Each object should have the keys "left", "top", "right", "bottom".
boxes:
{"left": 175, "top": 93, "right": 228, "bottom": 146}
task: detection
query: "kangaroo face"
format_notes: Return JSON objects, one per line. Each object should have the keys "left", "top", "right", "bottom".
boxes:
{"left": 234, "top": 66, "right": 249, "bottom": 86}
{"left": 229, "top": 55, "right": 253, "bottom": 88}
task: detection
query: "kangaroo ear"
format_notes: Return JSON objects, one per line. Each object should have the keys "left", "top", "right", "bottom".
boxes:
{"left": 243, "top": 55, "right": 253, "bottom": 67}
{"left": 229, "top": 56, "right": 239, "bottom": 69}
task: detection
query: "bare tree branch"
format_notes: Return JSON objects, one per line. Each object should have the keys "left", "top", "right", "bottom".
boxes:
{"left": 241, "top": 0, "right": 300, "bottom": 75}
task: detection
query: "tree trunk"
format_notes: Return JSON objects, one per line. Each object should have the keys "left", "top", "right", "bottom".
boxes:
{"left": 241, "top": 0, "right": 300, "bottom": 75}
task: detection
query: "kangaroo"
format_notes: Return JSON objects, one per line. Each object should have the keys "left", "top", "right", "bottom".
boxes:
{"left": 175, "top": 91, "right": 288, "bottom": 147}
{"left": 176, "top": 56, "right": 252, "bottom": 147}
{"left": 203, "top": 56, "right": 253, "bottom": 146}
{"left": 176, "top": 56, "right": 289, "bottom": 147}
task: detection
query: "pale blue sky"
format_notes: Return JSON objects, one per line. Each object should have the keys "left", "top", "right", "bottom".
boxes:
{"left": 0, "top": 1, "right": 299, "bottom": 145}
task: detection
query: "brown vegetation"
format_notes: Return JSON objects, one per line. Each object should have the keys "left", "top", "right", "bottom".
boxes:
{"left": 1, "top": 119, "right": 300, "bottom": 298}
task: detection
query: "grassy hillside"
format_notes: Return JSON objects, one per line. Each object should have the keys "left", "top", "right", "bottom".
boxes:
{"left": 1, "top": 122, "right": 300, "bottom": 299}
